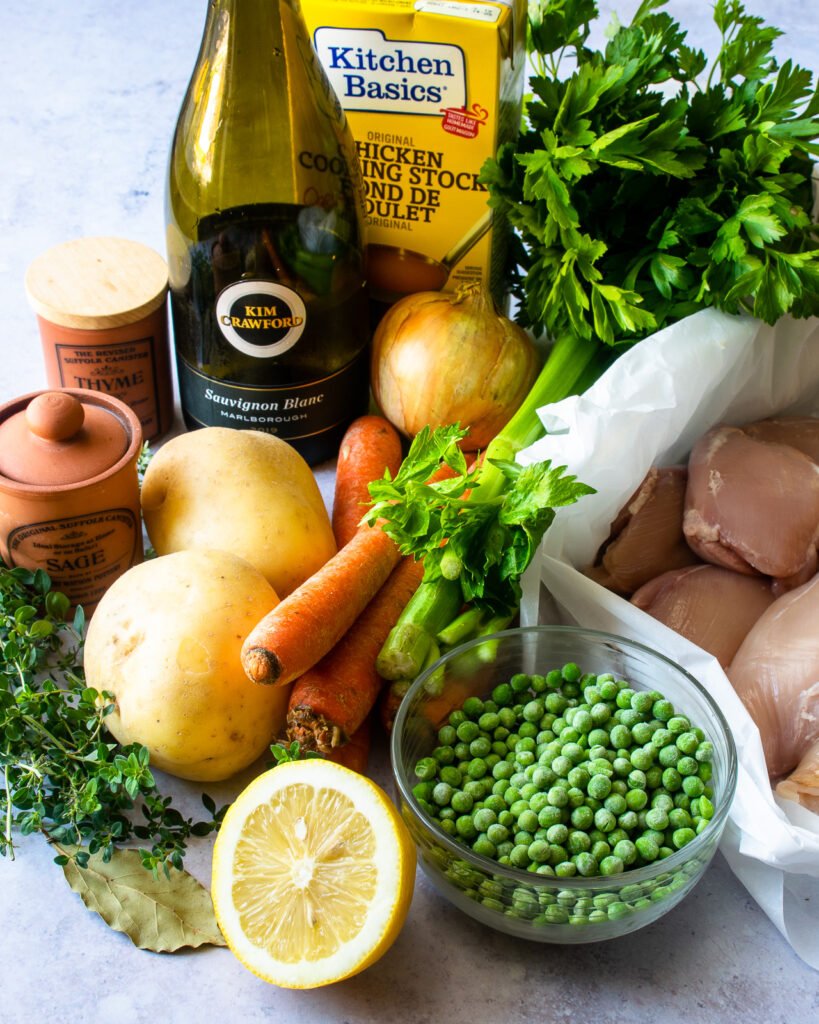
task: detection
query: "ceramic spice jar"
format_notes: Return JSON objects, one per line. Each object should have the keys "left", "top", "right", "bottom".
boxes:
{"left": 25, "top": 237, "right": 174, "bottom": 442}
{"left": 0, "top": 389, "right": 144, "bottom": 613}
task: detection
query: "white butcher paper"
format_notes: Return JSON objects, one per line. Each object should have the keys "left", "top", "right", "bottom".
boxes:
{"left": 518, "top": 307, "right": 819, "bottom": 970}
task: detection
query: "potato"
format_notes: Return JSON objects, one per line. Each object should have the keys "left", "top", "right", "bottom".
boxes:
{"left": 141, "top": 427, "right": 336, "bottom": 597}
{"left": 85, "top": 549, "right": 289, "bottom": 782}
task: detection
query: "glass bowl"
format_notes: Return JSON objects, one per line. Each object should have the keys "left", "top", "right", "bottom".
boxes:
{"left": 391, "top": 625, "right": 738, "bottom": 943}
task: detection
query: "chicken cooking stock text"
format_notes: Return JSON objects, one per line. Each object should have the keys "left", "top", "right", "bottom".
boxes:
{"left": 357, "top": 136, "right": 486, "bottom": 229}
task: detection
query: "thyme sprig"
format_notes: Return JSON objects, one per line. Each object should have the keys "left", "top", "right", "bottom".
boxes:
{"left": 0, "top": 563, "right": 222, "bottom": 877}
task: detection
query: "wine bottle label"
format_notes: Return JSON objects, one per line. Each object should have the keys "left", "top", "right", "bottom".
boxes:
{"left": 176, "top": 349, "right": 369, "bottom": 440}
{"left": 215, "top": 280, "right": 307, "bottom": 357}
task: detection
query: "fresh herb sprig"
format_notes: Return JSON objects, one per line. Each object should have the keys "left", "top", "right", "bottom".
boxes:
{"left": 481, "top": 0, "right": 819, "bottom": 346}
{"left": 0, "top": 564, "right": 222, "bottom": 877}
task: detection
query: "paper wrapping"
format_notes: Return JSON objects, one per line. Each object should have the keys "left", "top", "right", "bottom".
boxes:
{"left": 518, "top": 308, "right": 819, "bottom": 968}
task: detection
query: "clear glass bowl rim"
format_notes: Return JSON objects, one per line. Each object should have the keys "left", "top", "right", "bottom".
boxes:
{"left": 390, "top": 624, "right": 739, "bottom": 892}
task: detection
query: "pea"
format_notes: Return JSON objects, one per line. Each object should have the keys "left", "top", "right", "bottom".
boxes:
{"left": 567, "top": 830, "right": 591, "bottom": 855}
{"left": 635, "top": 835, "right": 660, "bottom": 861}
{"left": 587, "top": 775, "right": 612, "bottom": 800}
{"left": 439, "top": 765, "right": 462, "bottom": 787}
{"left": 571, "top": 851, "right": 596, "bottom": 877}
{"left": 433, "top": 722, "right": 454, "bottom": 745}
{"left": 645, "top": 807, "right": 669, "bottom": 831}
{"left": 667, "top": 715, "right": 690, "bottom": 735}
{"left": 518, "top": 810, "right": 540, "bottom": 834}
{"left": 452, "top": 742, "right": 470, "bottom": 761}
{"left": 492, "top": 683, "right": 513, "bottom": 706}
{"left": 677, "top": 756, "right": 699, "bottom": 777}
{"left": 652, "top": 699, "right": 674, "bottom": 722}
{"left": 683, "top": 775, "right": 705, "bottom": 798}
{"left": 630, "top": 691, "right": 654, "bottom": 715}
{"left": 630, "top": 747, "right": 654, "bottom": 771}
{"left": 456, "top": 720, "right": 480, "bottom": 743}
{"left": 432, "top": 782, "right": 453, "bottom": 806}
{"left": 594, "top": 808, "right": 617, "bottom": 833}
{"left": 662, "top": 767, "right": 682, "bottom": 791}
{"left": 467, "top": 757, "right": 488, "bottom": 780}
{"left": 462, "top": 696, "right": 485, "bottom": 719}
{"left": 472, "top": 836, "right": 496, "bottom": 859}
{"left": 570, "top": 805, "right": 595, "bottom": 830}
{"left": 600, "top": 855, "right": 625, "bottom": 876}
{"left": 414, "top": 756, "right": 438, "bottom": 781}
{"left": 448, "top": 709, "right": 467, "bottom": 727}
{"left": 613, "top": 839, "right": 637, "bottom": 865}
{"left": 626, "top": 788, "right": 648, "bottom": 811}
{"left": 532, "top": 766, "right": 555, "bottom": 790}
{"left": 451, "top": 790, "right": 474, "bottom": 814}
{"left": 631, "top": 721, "right": 655, "bottom": 745}
{"left": 455, "top": 815, "right": 478, "bottom": 840}
{"left": 463, "top": 779, "right": 488, "bottom": 800}
{"left": 696, "top": 741, "right": 714, "bottom": 763}
{"left": 604, "top": 793, "right": 627, "bottom": 816}
{"left": 538, "top": 805, "right": 564, "bottom": 828}
{"left": 486, "top": 823, "right": 509, "bottom": 846}
{"left": 672, "top": 827, "right": 696, "bottom": 849}
{"left": 413, "top": 781, "right": 435, "bottom": 802}
{"left": 658, "top": 745, "right": 681, "bottom": 767}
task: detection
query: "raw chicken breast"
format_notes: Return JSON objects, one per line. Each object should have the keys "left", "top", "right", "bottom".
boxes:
{"left": 744, "top": 416, "right": 819, "bottom": 464}
{"left": 588, "top": 466, "right": 699, "bottom": 595}
{"left": 631, "top": 565, "right": 774, "bottom": 668}
{"left": 728, "top": 573, "right": 819, "bottom": 779}
{"left": 683, "top": 425, "right": 819, "bottom": 586}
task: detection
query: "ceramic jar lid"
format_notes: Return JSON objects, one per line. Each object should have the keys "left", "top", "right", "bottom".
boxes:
{"left": 0, "top": 390, "right": 132, "bottom": 486}
{"left": 24, "top": 236, "right": 168, "bottom": 330}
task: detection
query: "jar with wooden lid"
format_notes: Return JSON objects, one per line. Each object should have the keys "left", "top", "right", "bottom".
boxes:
{"left": 25, "top": 237, "right": 174, "bottom": 442}
{"left": 0, "top": 389, "right": 144, "bottom": 614}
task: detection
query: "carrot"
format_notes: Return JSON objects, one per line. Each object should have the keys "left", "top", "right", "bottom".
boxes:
{"left": 241, "top": 525, "right": 402, "bottom": 686}
{"left": 333, "top": 415, "right": 403, "bottom": 548}
{"left": 323, "top": 716, "right": 372, "bottom": 774}
{"left": 379, "top": 679, "right": 411, "bottom": 734}
{"left": 286, "top": 555, "right": 424, "bottom": 750}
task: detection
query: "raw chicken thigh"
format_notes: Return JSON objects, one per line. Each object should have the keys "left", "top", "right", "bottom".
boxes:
{"left": 744, "top": 415, "right": 819, "bottom": 464}
{"left": 728, "top": 573, "right": 819, "bottom": 779}
{"left": 683, "top": 425, "right": 819, "bottom": 590}
{"left": 631, "top": 565, "right": 774, "bottom": 668}
{"left": 588, "top": 466, "right": 699, "bottom": 595}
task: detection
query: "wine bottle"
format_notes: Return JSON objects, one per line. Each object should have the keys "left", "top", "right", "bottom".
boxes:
{"left": 166, "top": 0, "right": 369, "bottom": 465}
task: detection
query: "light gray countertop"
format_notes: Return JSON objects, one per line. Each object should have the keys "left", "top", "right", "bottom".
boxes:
{"left": 1, "top": 2, "right": 818, "bottom": 1021}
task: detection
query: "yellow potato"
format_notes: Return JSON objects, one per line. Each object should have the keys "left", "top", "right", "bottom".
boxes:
{"left": 84, "top": 549, "right": 289, "bottom": 782}
{"left": 141, "top": 427, "right": 336, "bottom": 597}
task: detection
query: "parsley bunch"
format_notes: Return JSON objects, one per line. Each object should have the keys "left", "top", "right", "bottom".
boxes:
{"left": 482, "top": 0, "right": 819, "bottom": 345}
{"left": 0, "top": 564, "right": 221, "bottom": 876}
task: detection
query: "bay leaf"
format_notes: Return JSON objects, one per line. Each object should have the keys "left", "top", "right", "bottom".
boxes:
{"left": 61, "top": 848, "right": 226, "bottom": 952}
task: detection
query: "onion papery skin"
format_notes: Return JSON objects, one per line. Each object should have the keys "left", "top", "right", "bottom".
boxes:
{"left": 370, "top": 287, "right": 539, "bottom": 451}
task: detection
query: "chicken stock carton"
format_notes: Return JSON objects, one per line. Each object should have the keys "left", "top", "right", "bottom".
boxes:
{"left": 301, "top": 0, "right": 527, "bottom": 312}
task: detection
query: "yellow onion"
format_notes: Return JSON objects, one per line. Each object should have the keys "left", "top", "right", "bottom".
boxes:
{"left": 370, "top": 284, "right": 539, "bottom": 451}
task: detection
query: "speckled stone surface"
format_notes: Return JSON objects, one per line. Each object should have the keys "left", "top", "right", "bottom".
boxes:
{"left": 1, "top": 2, "right": 818, "bottom": 1021}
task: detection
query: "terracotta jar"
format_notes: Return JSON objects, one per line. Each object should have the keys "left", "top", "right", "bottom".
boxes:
{"left": 0, "top": 389, "right": 143, "bottom": 614}
{"left": 25, "top": 237, "right": 174, "bottom": 442}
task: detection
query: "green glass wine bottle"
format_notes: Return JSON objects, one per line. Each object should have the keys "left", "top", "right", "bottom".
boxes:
{"left": 166, "top": 0, "right": 369, "bottom": 465}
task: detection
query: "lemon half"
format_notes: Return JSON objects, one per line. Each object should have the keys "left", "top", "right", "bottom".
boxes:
{"left": 211, "top": 759, "right": 416, "bottom": 988}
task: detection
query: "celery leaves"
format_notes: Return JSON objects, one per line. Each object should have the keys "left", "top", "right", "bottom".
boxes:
{"left": 366, "top": 426, "right": 594, "bottom": 615}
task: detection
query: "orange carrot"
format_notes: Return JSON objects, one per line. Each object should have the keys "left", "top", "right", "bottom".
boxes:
{"left": 242, "top": 525, "right": 401, "bottom": 686}
{"left": 332, "top": 415, "right": 403, "bottom": 548}
{"left": 380, "top": 679, "right": 411, "bottom": 735}
{"left": 286, "top": 555, "right": 424, "bottom": 750}
{"left": 324, "top": 716, "right": 372, "bottom": 774}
